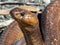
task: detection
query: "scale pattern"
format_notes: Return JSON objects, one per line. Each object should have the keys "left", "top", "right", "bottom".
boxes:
{"left": 0, "top": 21, "right": 26, "bottom": 45}
{"left": 41, "top": 0, "right": 60, "bottom": 45}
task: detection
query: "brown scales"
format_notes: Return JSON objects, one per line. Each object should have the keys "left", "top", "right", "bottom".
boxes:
{"left": 1, "top": 0, "right": 60, "bottom": 45}
{"left": 41, "top": 0, "right": 60, "bottom": 45}
{"left": 10, "top": 8, "right": 44, "bottom": 45}
{"left": 0, "top": 8, "right": 44, "bottom": 45}
{"left": 0, "top": 21, "right": 26, "bottom": 45}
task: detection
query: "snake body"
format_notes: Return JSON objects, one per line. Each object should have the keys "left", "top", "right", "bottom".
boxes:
{"left": 10, "top": 8, "right": 44, "bottom": 45}
{"left": 0, "top": 8, "right": 44, "bottom": 45}
{"left": 1, "top": 0, "right": 60, "bottom": 45}
{"left": 0, "top": 21, "right": 26, "bottom": 45}
{"left": 41, "top": 0, "right": 60, "bottom": 45}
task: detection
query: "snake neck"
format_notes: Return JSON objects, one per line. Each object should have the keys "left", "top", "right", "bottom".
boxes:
{"left": 19, "top": 23, "right": 43, "bottom": 45}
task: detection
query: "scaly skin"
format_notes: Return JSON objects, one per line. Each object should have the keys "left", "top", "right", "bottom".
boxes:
{"left": 41, "top": 0, "right": 60, "bottom": 45}
{"left": 10, "top": 8, "right": 44, "bottom": 45}
{"left": 0, "top": 21, "right": 26, "bottom": 45}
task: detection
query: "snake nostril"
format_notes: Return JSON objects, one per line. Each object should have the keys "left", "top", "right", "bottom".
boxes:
{"left": 20, "top": 12, "right": 25, "bottom": 16}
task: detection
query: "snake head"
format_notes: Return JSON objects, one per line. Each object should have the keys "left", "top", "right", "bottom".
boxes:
{"left": 10, "top": 7, "right": 38, "bottom": 28}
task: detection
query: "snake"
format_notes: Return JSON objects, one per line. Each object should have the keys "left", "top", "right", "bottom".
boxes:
{"left": 0, "top": 7, "right": 44, "bottom": 45}
{"left": 41, "top": 0, "right": 60, "bottom": 45}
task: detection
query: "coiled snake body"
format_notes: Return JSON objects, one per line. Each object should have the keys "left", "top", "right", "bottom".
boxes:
{"left": 1, "top": 0, "right": 60, "bottom": 45}
{"left": 0, "top": 21, "right": 26, "bottom": 45}
{"left": 41, "top": 0, "right": 60, "bottom": 45}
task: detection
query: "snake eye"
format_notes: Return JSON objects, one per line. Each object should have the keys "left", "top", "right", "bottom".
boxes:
{"left": 20, "top": 12, "right": 25, "bottom": 16}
